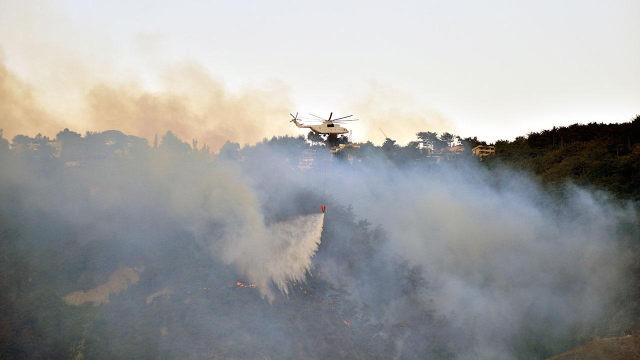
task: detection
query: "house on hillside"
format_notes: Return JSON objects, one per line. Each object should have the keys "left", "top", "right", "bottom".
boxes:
{"left": 472, "top": 145, "right": 495, "bottom": 157}
{"left": 450, "top": 145, "right": 465, "bottom": 153}
{"left": 443, "top": 145, "right": 465, "bottom": 156}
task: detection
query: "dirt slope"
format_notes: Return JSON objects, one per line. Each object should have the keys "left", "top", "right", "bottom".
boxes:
{"left": 548, "top": 335, "right": 640, "bottom": 360}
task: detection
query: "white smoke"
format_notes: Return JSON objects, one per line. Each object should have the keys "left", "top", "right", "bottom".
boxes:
{"left": 168, "top": 160, "right": 325, "bottom": 303}
{"left": 310, "top": 161, "right": 637, "bottom": 359}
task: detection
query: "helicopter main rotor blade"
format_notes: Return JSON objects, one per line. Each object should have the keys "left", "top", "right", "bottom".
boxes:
{"left": 309, "top": 113, "right": 326, "bottom": 120}
{"left": 331, "top": 115, "right": 353, "bottom": 121}
{"left": 328, "top": 112, "right": 333, "bottom": 121}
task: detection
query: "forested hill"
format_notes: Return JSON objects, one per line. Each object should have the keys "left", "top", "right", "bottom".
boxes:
{"left": 0, "top": 117, "right": 638, "bottom": 360}
{"left": 485, "top": 116, "right": 640, "bottom": 200}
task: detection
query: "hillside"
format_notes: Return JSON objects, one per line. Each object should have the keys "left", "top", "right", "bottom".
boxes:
{"left": 486, "top": 116, "right": 640, "bottom": 200}
{"left": 0, "top": 132, "right": 466, "bottom": 359}
{"left": 0, "top": 123, "right": 638, "bottom": 359}
{"left": 0, "top": 190, "right": 383, "bottom": 359}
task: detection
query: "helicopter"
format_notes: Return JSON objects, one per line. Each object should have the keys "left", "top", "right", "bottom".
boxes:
{"left": 289, "top": 112, "right": 359, "bottom": 214}
{"left": 290, "top": 112, "right": 358, "bottom": 135}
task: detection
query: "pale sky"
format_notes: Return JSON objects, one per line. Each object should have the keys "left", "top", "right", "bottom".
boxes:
{"left": 0, "top": 0, "right": 638, "bottom": 146}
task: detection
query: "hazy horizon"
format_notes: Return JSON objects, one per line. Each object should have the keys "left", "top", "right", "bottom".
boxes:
{"left": 1, "top": 0, "right": 638, "bottom": 148}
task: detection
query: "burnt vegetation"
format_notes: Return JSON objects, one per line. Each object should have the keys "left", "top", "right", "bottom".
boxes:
{"left": 0, "top": 115, "right": 638, "bottom": 359}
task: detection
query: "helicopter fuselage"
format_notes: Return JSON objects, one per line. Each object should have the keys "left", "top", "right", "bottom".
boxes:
{"left": 293, "top": 120, "right": 349, "bottom": 135}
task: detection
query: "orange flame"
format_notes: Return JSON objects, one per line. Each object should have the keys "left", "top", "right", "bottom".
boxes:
{"left": 235, "top": 282, "right": 256, "bottom": 288}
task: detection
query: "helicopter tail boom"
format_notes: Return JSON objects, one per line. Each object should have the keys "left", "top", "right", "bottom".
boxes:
{"left": 290, "top": 112, "right": 310, "bottom": 128}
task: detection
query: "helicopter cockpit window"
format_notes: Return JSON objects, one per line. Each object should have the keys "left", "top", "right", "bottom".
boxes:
{"left": 327, "top": 124, "right": 335, "bottom": 127}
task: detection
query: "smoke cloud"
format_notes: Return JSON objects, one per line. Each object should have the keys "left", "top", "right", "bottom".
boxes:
{"left": 309, "top": 161, "right": 637, "bottom": 358}
{"left": 86, "top": 63, "right": 296, "bottom": 151}
{"left": 0, "top": 58, "right": 66, "bottom": 138}
{"left": 119, "top": 155, "right": 324, "bottom": 302}
{"left": 0, "top": 57, "right": 295, "bottom": 151}
{"left": 176, "top": 160, "right": 324, "bottom": 301}
{"left": 1, "top": 54, "right": 461, "bottom": 152}
{"left": 348, "top": 82, "right": 455, "bottom": 145}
